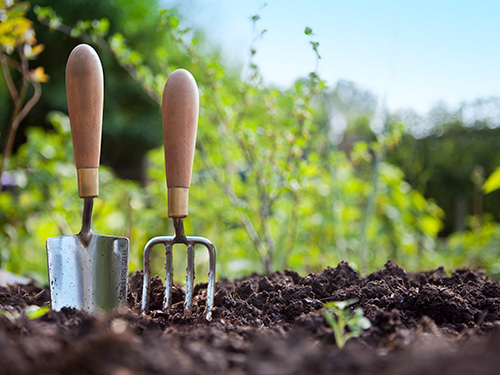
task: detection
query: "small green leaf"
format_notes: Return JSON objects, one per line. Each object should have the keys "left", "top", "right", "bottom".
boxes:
{"left": 24, "top": 305, "right": 50, "bottom": 320}
{"left": 70, "top": 27, "right": 83, "bottom": 37}
{"left": 304, "top": 26, "right": 313, "bottom": 35}
{"left": 357, "top": 316, "right": 371, "bottom": 330}
{"left": 169, "top": 16, "right": 179, "bottom": 28}
{"left": 92, "top": 18, "right": 110, "bottom": 36}
{"left": 483, "top": 167, "right": 500, "bottom": 194}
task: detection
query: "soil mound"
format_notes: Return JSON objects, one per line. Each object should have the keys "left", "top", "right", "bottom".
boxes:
{"left": 1, "top": 260, "right": 500, "bottom": 374}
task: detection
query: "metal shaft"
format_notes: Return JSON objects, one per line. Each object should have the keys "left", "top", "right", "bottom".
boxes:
{"left": 78, "top": 197, "right": 94, "bottom": 247}
{"left": 173, "top": 217, "right": 186, "bottom": 239}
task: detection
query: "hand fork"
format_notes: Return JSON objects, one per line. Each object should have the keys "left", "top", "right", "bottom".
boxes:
{"left": 141, "top": 69, "right": 216, "bottom": 320}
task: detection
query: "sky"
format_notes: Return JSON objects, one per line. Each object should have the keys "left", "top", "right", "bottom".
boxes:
{"left": 162, "top": 0, "right": 500, "bottom": 114}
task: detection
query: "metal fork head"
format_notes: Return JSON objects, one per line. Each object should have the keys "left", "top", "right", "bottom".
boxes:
{"left": 141, "top": 218, "right": 216, "bottom": 321}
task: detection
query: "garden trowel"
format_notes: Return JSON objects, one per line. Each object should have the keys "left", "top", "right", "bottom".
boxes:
{"left": 46, "top": 44, "right": 129, "bottom": 312}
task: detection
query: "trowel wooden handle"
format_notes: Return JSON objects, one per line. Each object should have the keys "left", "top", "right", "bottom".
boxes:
{"left": 162, "top": 69, "right": 199, "bottom": 218}
{"left": 66, "top": 44, "right": 103, "bottom": 198}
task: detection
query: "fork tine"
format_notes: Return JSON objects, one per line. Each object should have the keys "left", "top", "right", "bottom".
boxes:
{"left": 206, "top": 242, "right": 216, "bottom": 321}
{"left": 184, "top": 243, "right": 195, "bottom": 315}
{"left": 141, "top": 240, "right": 153, "bottom": 314}
{"left": 164, "top": 243, "right": 174, "bottom": 309}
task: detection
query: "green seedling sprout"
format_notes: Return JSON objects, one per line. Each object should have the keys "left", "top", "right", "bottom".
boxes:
{"left": 323, "top": 298, "right": 371, "bottom": 349}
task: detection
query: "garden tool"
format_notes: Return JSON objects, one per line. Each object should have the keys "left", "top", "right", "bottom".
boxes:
{"left": 46, "top": 44, "right": 129, "bottom": 312}
{"left": 141, "top": 69, "right": 216, "bottom": 321}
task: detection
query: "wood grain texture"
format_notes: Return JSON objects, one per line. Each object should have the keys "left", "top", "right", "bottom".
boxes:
{"left": 162, "top": 69, "right": 199, "bottom": 188}
{"left": 66, "top": 44, "right": 103, "bottom": 169}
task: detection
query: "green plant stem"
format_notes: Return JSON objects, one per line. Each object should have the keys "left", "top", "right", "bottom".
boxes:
{"left": 334, "top": 316, "right": 347, "bottom": 348}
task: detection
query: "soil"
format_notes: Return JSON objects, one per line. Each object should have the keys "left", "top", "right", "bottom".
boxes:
{"left": 2, "top": 260, "right": 500, "bottom": 374}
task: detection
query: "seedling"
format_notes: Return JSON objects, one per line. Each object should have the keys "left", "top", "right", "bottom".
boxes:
{"left": 323, "top": 299, "right": 371, "bottom": 349}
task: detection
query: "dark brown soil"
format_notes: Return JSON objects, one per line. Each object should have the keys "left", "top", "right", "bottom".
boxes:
{"left": 2, "top": 260, "right": 500, "bottom": 374}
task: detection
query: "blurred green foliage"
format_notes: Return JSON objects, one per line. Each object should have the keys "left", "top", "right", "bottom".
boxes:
{"left": 0, "top": 108, "right": 445, "bottom": 282}
{"left": 387, "top": 116, "right": 500, "bottom": 235}
{"left": 1, "top": 0, "right": 500, "bottom": 284}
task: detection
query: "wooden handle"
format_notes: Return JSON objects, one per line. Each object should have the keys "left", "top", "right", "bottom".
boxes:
{"left": 162, "top": 69, "right": 199, "bottom": 218}
{"left": 66, "top": 44, "right": 103, "bottom": 198}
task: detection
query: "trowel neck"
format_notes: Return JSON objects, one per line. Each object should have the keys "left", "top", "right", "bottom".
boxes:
{"left": 173, "top": 217, "right": 186, "bottom": 240}
{"left": 79, "top": 197, "right": 94, "bottom": 247}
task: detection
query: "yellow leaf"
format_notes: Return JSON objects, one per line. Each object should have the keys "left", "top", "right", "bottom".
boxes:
{"left": 0, "top": 35, "right": 16, "bottom": 52}
{"left": 483, "top": 167, "right": 500, "bottom": 194}
{"left": 31, "top": 66, "right": 49, "bottom": 83}
{"left": 31, "top": 43, "right": 44, "bottom": 55}
{"left": 24, "top": 42, "right": 43, "bottom": 58}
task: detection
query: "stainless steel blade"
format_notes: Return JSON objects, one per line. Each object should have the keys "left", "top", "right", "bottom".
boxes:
{"left": 46, "top": 233, "right": 129, "bottom": 312}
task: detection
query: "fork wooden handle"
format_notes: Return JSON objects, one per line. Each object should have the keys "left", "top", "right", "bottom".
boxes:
{"left": 66, "top": 44, "right": 104, "bottom": 198}
{"left": 162, "top": 69, "right": 199, "bottom": 218}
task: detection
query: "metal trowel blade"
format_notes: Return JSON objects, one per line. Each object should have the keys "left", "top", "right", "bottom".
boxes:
{"left": 46, "top": 233, "right": 129, "bottom": 312}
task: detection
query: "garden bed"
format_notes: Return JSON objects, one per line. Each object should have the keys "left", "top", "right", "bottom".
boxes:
{"left": 1, "top": 260, "right": 500, "bottom": 374}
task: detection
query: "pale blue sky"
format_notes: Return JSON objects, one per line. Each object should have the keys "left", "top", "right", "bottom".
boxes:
{"left": 163, "top": 1, "right": 499, "bottom": 114}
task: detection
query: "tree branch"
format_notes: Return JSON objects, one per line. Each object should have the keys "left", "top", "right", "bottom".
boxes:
{"left": 0, "top": 51, "right": 20, "bottom": 102}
